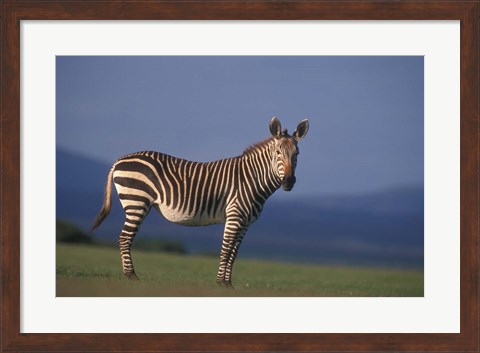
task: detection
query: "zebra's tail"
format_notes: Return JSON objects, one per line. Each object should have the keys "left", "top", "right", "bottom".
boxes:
{"left": 91, "top": 166, "right": 115, "bottom": 231}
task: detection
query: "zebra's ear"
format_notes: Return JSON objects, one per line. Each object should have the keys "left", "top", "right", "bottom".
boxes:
{"left": 269, "top": 117, "right": 282, "bottom": 139}
{"left": 293, "top": 119, "right": 309, "bottom": 141}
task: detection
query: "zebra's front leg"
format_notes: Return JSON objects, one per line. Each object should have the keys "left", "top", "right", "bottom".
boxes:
{"left": 217, "top": 220, "right": 246, "bottom": 288}
{"left": 223, "top": 235, "right": 245, "bottom": 287}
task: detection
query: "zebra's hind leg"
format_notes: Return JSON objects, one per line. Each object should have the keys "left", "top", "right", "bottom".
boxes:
{"left": 119, "top": 230, "right": 139, "bottom": 280}
{"left": 119, "top": 207, "right": 150, "bottom": 280}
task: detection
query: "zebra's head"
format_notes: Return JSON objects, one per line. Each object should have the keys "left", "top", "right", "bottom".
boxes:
{"left": 269, "top": 117, "right": 309, "bottom": 191}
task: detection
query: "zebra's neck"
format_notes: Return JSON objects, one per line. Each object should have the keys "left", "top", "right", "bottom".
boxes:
{"left": 239, "top": 138, "right": 282, "bottom": 200}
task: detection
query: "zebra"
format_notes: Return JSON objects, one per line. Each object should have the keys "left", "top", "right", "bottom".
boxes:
{"left": 91, "top": 117, "right": 309, "bottom": 287}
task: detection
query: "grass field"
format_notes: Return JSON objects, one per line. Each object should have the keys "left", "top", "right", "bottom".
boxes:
{"left": 56, "top": 243, "right": 424, "bottom": 297}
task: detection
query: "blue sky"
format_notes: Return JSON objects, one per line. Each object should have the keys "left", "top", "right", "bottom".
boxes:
{"left": 56, "top": 56, "right": 424, "bottom": 197}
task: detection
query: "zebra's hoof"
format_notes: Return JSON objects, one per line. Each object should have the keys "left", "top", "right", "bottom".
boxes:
{"left": 216, "top": 280, "right": 235, "bottom": 289}
{"left": 125, "top": 272, "right": 140, "bottom": 280}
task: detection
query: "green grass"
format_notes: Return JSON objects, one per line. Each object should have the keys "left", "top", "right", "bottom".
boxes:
{"left": 56, "top": 243, "right": 424, "bottom": 297}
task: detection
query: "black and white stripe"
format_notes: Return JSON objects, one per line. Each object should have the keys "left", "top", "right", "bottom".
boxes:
{"left": 92, "top": 117, "right": 309, "bottom": 287}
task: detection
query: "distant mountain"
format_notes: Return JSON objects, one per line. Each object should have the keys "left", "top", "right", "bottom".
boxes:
{"left": 56, "top": 148, "right": 110, "bottom": 193}
{"left": 56, "top": 148, "right": 424, "bottom": 269}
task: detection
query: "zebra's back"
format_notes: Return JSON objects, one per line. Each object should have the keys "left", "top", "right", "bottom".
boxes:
{"left": 112, "top": 151, "right": 237, "bottom": 226}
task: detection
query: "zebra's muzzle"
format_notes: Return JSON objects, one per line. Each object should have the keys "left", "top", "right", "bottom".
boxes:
{"left": 281, "top": 175, "right": 296, "bottom": 191}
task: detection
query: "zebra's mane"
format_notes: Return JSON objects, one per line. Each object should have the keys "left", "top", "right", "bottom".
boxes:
{"left": 242, "top": 137, "right": 275, "bottom": 157}
{"left": 242, "top": 128, "right": 293, "bottom": 157}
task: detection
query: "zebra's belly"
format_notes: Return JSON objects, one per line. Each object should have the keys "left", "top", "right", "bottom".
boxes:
{"left": 156, "top": 203, "right": 225, "bottom": 226}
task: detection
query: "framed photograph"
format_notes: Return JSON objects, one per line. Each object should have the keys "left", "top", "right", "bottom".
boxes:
{"left": 1, "top": 1, "right": 478, "bottom": 352}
